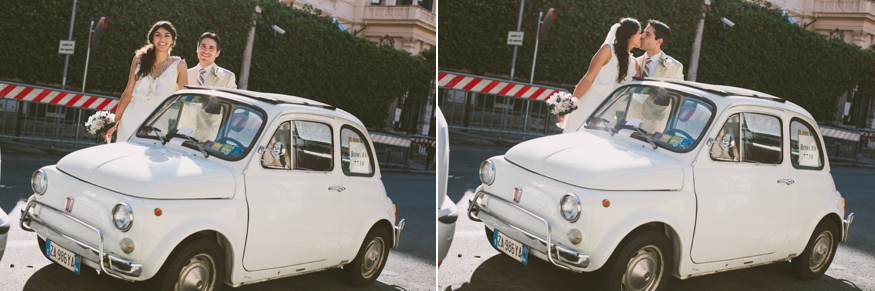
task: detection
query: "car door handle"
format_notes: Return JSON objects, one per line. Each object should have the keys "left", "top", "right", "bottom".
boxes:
{"left": 328, "top": 186, "right": 346, "bottom": 192}
{"left": 777, "top": 179, "right": 794, "bottom": 185}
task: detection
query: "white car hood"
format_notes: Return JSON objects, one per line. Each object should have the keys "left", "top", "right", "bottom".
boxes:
{"left": 56, "top": 142, "right": 236, "bottom": 199}
{"left": 504, "top": 132, "right": 684, "bottom": 190}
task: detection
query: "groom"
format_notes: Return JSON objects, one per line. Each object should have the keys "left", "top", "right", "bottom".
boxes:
{"left": 638, "top": 20, "right": 684, "bottom": 80}
{"left": 188, "top": 32, "right": 237, "bottom": 88}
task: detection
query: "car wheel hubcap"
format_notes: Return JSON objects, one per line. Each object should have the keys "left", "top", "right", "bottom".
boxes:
{"left": 623, "top": 245, "right": 663, "bottom": 291}
{"left": 177, "top": 254, "right": 215, "bottom": 291}
{"left": 809, "top": 230, "right": 833, "bottom": 272}
{"left": 361, "top": 237, "right": 386, "bottom": 279}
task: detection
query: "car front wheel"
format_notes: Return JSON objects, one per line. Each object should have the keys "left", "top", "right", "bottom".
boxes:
{"left": 600, "top": 228, "right": 673, "bottom": 291}
{"left": 344, "top": 227, "right": 391, "bottom": 287}
{"left": 791, "top": 219, "right": 839, "bottom": 280}
{"left": 154, "top": 236, "right": 225, "bottom": 291}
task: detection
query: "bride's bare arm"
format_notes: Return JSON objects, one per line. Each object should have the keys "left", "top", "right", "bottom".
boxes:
{"left": 175, "top": 58, "right": 188, "bottom": 90}
{"left": 635, "top": 56, "right": 642, "bottom": 77}
{"left": 572, "top": 45, "right": 612, "bottom": 99}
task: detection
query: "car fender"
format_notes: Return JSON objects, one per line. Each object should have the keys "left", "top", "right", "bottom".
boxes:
{"left": 136, "top": 199, "right": 247, "bottom": 280}
{"left": 586, "top": 192, "right": 694, "bottom": 271}
{"left": 788, "top": 197, "right": 844, "bottom": 256}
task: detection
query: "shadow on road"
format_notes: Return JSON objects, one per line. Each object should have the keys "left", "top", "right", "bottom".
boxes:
{"left": 449, "top": 253, "right": 862, "bottom": 291}
{"left": 24, "top": 263, "right": 407, "bottom": 291}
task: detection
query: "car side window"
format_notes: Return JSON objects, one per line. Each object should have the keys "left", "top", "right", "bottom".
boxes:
{"left": 341, "top": 126, "right": 375, "bottom": 176}
{"left": 710, "top": 114, "right": 740, "bottom": 162}
{"left": 261, "top": 121, "right": 292, "bottom": 169}
{"left": 740, "top": 113, "right": 783, "bottom": 164}
{"left": 790, "top": 118, "right": 824, "bottom": 169}
{"left": 291, "top": 121, "right": 333, "bottom": 171}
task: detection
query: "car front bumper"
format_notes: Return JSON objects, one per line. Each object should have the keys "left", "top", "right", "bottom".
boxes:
{"left": 468, "top": 190, "right": 590, "bottom": 271}
{"left": 20, "top": 200, "right": 142, "bottom": 280}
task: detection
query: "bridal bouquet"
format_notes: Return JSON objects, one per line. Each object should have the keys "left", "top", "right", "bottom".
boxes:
{"left": 545, "top": 92, "right": 578, "bottom": 128}
{"left": 84, "top": 111, "right": 116, "bottom": 143}
{"left": 546, "top": 92, "right": 578, "bottom": 116}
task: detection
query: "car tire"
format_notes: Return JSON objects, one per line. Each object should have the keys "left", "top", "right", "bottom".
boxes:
{"left": 344, "top": 227, "right": 391, "bottom": 287}
{"left": 484, "top": 226, "right": 500, "bottom": 252}
{"left": 600, "top": 228, "right": 673, "bottom": 291}
{"left": 791, "top": 219, "right": 839, "bottom": 280}
{"left": 154, "top": 236, "right": 225, "bottom": 291}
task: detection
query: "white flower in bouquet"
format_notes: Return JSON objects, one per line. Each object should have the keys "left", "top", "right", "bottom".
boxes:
{"left": 545, "top": 92, "right": 578, "bottom": 116}
{"left": 84, "top": 110, "right": 116, "bottom": 136}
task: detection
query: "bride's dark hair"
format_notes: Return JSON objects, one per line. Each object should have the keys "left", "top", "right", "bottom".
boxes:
{"left": 134, "top": 21, "right": 177, "bottom": 80}
{"left": 613, "top": 18, "right": 640, "bottom": 83}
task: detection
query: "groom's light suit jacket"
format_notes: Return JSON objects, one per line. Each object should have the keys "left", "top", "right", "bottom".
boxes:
{"left": 636, "top": 52, "right": 684, "bottom": 80}
{"left": 185, "top": 64, "right": 236, "bottom": 141}
{"left": 187, "top": 65, "right": 237, "bottom": 88}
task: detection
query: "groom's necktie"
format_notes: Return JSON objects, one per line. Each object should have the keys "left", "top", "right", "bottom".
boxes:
{"left": 643, "top": 58, "right": 652, "bottom": 78}
{"left": 198, "top": 68, "right": 206, "bottom": 86}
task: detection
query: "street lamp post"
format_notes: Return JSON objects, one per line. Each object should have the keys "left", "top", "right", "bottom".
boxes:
{"left": 687, "top": 0, "right": 709, "bottom": 82}
{"left": 239, "top": 5, "right": 261, "bottom": 90}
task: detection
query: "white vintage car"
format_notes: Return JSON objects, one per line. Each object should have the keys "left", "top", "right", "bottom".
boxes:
{"left": 467, "top": 79, "right": 854, "bottom": 290}
{"left": 20, "top": 88, "right": 405, "bottom": 289}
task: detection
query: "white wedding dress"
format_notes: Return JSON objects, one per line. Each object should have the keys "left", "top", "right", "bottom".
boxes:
{"left": 117, "top": 57, "right": 181, "bottom": 141}
{"left": 563, "top": 25, "right": 637, "bottom": 134}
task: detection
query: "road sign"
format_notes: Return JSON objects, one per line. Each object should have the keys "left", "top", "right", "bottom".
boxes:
{"left": 507, "top": 31, "right": 524, "bottom": 46}
{"left": 59, "top": 40, "right": 75, "bottom": 54}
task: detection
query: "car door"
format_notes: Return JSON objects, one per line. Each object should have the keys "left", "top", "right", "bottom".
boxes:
{"left": 243, "top": 116, "right": 344, "bottom": 271}
{"left": 691, "top": 110, "right": 792, "bottom": 263}
{"left": 335, "top": 124, "right": 385, "bottom": 253}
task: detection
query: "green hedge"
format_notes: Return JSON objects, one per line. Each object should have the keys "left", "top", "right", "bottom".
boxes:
{"left": 0, "top": 0, "right": 431, "bottom": 127}
{"left": 438, "top": 0, "right": 875, "bottom": 121}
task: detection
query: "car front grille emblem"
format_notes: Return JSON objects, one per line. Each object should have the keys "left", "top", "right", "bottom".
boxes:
{"left": 513, "top": 187, "right": 522, "bottom": 203}
{"left": 65, "top": 197, "right": 74, "bottom": 213}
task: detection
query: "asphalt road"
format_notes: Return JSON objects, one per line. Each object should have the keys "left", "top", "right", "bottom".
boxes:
{"left": 440, "top": 139, "right": 875, "bottom": 291}
{"left": 0, "top": 143, "right": 436, "bottom": 290}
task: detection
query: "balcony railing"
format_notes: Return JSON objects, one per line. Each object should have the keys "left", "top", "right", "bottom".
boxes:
{"left": 814, "top": 0, "right": 875, "bottom": 14}
{"left": 364, "top": 5, "right": 435, "bottom": 28}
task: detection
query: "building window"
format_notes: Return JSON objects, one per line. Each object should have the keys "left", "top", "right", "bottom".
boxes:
{"left": 370, "top": 0, "right": 380, "bottom": 5}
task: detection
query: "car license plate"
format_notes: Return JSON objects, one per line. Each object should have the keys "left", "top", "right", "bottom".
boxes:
{"left": 493, "top": 229, "right": 528, "bottom": 265}
{"left": 45, "top": 239, "right": 81, "bottom": 274}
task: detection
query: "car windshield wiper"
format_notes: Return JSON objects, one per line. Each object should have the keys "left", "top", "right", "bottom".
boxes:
{"left": 588, "top": 116, "right": 614, "bottom": 136}
{"left": 167, "top": 132, "right": 209, "bottom": 158}
{"left": 140, "top": 126, "right": 166, "bottom": 145}
{"left": 623, "top": 124, "right": 657, "bottom": 150}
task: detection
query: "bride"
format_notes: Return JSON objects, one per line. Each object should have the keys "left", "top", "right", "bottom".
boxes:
{"left": 106, "top": 21, "right": 188, "bottom": 141}
{"left": 559, "top": 18, "right": 641, "bottom": 134}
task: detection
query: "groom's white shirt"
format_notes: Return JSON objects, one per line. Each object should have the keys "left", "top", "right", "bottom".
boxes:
{"left": 637, "top": 50, "right": 684, "bottom": 80}
{"left": 188, "top": 63, "right": 237, "bottom": 88}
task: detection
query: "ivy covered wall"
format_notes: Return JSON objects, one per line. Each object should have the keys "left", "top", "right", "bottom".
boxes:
{"left": 0, "top": 0, "right": 432, "bottom": 127}
{"left": 438, "top": 0, "right": 875, "bottom": 122}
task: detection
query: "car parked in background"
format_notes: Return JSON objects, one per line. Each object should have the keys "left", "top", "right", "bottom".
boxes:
{"left": 20, "top": 87, "right": 405, "bottom": 289}
{"left": 437, "top": 107, "right": 458, "bottom": 266}
{"left": 468, "top": 78, "right": 854, "bottom": 290}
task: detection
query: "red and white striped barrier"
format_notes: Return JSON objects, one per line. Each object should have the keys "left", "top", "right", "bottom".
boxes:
{"left": 0, "top": 82, "right": 119, "bottom": 111}
{"left": 438, "top": 71, "right": 568, "bottom": 100}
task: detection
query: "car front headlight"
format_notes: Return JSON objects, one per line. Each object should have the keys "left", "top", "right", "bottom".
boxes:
{"left": 31, "top": 169, "right": 48, "bottom": 195}
{"left": 112, "top": 203, "right": 134, "bottom": 232}
{"left": 560, "top": 194, "right": 581, "bottom": 222}
{"left": 479, "top": 160, "right": 496, "bottom": 185}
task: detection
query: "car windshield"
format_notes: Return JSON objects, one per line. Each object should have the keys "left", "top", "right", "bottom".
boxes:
{"left": 136, "top": 94, "right": 265, "bottom": 160}
{"left": 584, "top": 85, "right": 714, "bottom": 152}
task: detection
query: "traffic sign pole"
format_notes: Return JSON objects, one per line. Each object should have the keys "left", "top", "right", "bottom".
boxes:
{"left": 82, "top": 21, "right": 94, "bottom": 93}
{"left": 61, "top": 0, "right": 77, "bottom": 90}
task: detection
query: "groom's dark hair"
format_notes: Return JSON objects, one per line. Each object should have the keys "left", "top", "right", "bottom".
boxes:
{"left": 647, "top": 20, "right": 671, "bottom": 48}
{"left": 198, "top": 32, "right": 222, "bottom": 52}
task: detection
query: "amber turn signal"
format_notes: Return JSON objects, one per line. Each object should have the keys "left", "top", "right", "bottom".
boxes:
{"left": 602, "top": 199, "right": 611, "bottom": 208}
{"left": 154, "top": 208, "right": 163, "bottom": 216}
